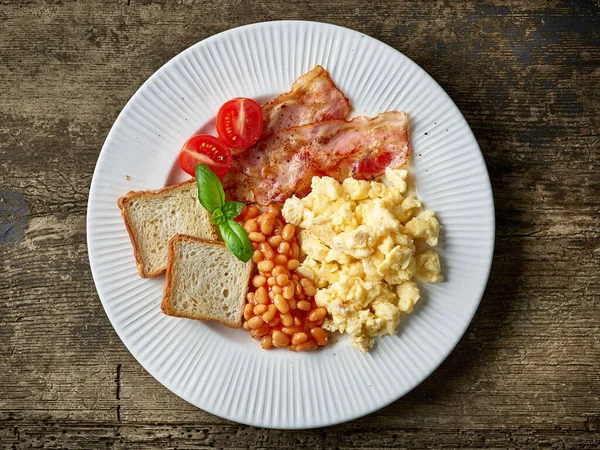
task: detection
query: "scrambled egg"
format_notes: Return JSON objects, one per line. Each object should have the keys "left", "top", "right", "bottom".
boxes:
{"left": 282, "top": 168, "right": 443, "bottom": 352}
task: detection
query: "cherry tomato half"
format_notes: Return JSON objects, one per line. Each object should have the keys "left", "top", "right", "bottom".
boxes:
{"left": 178, "top": 134, "right": 233, "bottom": 179}
{"left": 216, "top": 98, "right": 263, "bottom": 150}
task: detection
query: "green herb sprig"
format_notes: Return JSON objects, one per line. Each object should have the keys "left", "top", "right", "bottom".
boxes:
{"left": 195, "top": 164, "right": 253, "bottom": 262}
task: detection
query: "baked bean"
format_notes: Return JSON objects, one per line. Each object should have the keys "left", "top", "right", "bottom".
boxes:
{"left": 295, "top": 341, "right": 314, "bottom": 352}
{"left": 292, "top": 332, "right": 308, "bottom": 345}
{"left": 294, "top": 281, "right": 303, "bottom": 295}
{"left": 253, "top": 304, "right": 267, "bottom": 315}
{"left": 282, "top": 223, "right": 295, "bottom": 241}
{"left": 291, "top": 242, "right": 300, "bottom": 259}
{"left": 273, "top": 254, "right": 287, "bottom": 266}
{"left": 267, "top": 316, "right": 280, "bottom": 327}
{"left": 288, "top": 298, "right": 297, "bottom": 310}
{"left": 257, "top": 260, "right": 274, "bottom": 273}
{"left": 303, "top": 285, "right": 316, "bottom": 297}
{"left": 255, "top": 286, "right": 268, "bottom": 304}
{"left": 278, "top": 241, "right": 290, "bottom": 255}
{"left": 272, "top": 330, "right": 289, "bottom": 348}
{"left": 273, "top": 219, "right": 285, "bottom": 235}
{"left": 281, "top": 313, "right": 294, "bottom": 327}
{"left": 247, "top": 316, "right": 264, "bottom": 329}
{"left": 242, "top": 321, "right": 251, "bottom": 331}
{"left": 271, "top": 285, "right": 283, "bottom": 294}
{"left": 249, "top": 329, "right": 260, "bottom": 339}
{"left": 272, "top": 266, "right": 288, "bottom": 277}
{"left": 254, "top": 323, "right": 269, "bottom": 337}
{"left": 267, "top": 276, "right": 277, "bottom": 286}
{"left": 267, "top": 204, "right": 280, "bottom": 216}
{"left": 308, "top": 307, "right": 327, "bottom": 322}
{"left": 297, "top": 300, "right": 311, "bottom": 311}
{"left": 294, "top": 317, "right": 301, "bottom": 327}
{"left": 260, "top": 214, "right": 275, "bottom": 235}
{"left": 287, "top": 259, "right": 300, "bottom": 270}
{"left": 259, "top": 242, "right": 275, "bottom": 259}
{"left": 252, "top": 249, "right": 264, "bottom": 263}
{"left": 268, "top": 290, "right": 275, "bottom": 300}
{"left": 243, "top": 219, "right": 259, "bottom": 233}
{"left": 274, "top": 294, "right": 289, "bottom": 314}
{"left": 282, "top": 284, "right": 295, "bottom": 299}
{"left": 260, "top": 335, "right": 273, "bottom": 349}
{"left": 243, "top": 303, "right": 254, "bottom": 321}
{"left": 261, "top": 304, "right": 277, "bottom": 323}
{"left": 310, "top": 327, "right": 328, "bottom": 346}
{"left": 246, "top": 205, "right": 260, "bottom": 219}
{"left": 267, "top": 235, "right": 283, "bottom": 247}
{"left": 299, "top": 277, "right": 313, "bottom": 289}
{"left": 248, "top": 232, "right": 265, "bottom": 243}
{"left": 246, "top": 292, "right": 255, "bottom": 302}
{"left": 282, "top": 326, "right": 302, "bottom": 336}
{"left": 252, "top": 275, "right": 266, "bottom": 288}
{"left": 300, "top": 278, "right": 316, "bottom": 296}
{"left": 276, "top": 273, "right": 290, "bottom": 287}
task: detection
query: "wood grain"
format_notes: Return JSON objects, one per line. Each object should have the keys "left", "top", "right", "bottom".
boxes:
{"left": 1, "top": 0, "right": 598, "bottom": 448}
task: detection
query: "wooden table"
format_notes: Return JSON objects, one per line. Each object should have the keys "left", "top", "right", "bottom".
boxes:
{"left": 1, "top": 1, "right": 598, "bottom": 448}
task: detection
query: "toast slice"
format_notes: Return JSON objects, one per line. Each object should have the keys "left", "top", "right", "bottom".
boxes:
{"left": 162, "top": 235, "right": 253, "bottom": 327}
{"left": 118, "top": 179, "right": 218, "bottom": 278}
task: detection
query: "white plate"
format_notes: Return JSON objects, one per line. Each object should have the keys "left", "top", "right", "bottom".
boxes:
{"left": 87, "top": 21, "right": 495, "bottom": 429}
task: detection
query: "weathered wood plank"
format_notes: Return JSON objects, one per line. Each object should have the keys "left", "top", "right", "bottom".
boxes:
{"left": 1, "top": 422, "right": 599, "bottom": 449}
{"left": 1, "top": 0, "right": 598, "bottom": 447}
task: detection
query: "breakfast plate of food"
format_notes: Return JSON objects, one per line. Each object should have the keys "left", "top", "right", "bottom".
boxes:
{"left": 87, "top": 21, "right": 495, "bottom": 428}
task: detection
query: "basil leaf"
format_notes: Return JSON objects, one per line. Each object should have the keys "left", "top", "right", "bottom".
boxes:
{"left": 219, "top": 219, "right": 253, "bottom": 262}
{"left": 195, "top": 164, "right": 225, "bottom": 213}
{"left": 210, "top": 207, "right": 226, "bottom": 226}
{"left": 222, "top": 201, "right": 244, "bottom": 220}
{"left": 193, "top": 164, "right": 251, "bottom": 262}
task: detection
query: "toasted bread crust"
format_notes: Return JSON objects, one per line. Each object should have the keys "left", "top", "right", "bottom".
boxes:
{"left": 161, "top": 234, "right": 253, "bottom": 328}
{"left": 161, "top": 234, "right": 183, "bottom": 316}
{"left": 117, "top": 179, "right": 218, "bottom": 278}
{"left": 118, "top": 194, "right": 151, "bottom": 278}
{"left": 119, "top": 178, "right": 197, "bottom": 202}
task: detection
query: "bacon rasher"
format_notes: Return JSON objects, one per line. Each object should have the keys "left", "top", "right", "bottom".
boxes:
{"left": 260, "top": 65, "right": 351, "bottom": 138}
{"left": 224, "top": 111, "right": 410, "bottom": 205}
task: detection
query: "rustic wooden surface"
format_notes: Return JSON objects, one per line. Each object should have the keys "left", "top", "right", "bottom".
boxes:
{"left": 1, "top": 0, "right": 599, "bottom": 448}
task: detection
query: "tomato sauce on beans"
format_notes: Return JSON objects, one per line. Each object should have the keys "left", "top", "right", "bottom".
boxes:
{"left": 237, "top": 204, "right": 329, "bottom": 351}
